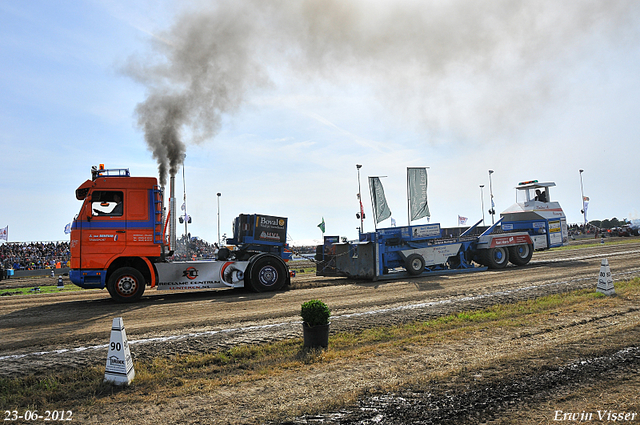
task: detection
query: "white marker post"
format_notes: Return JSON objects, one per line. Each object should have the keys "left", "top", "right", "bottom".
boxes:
{"left": 104, "top": 317, "right": 135, "bottom": 386}
{"left": 597, "top": 259, "right": 615, "bottom": 296}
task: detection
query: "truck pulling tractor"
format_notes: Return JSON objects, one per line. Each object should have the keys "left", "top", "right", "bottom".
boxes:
{"left": 69, "top": 165, "right": 291, "bottom": 302}
{"left": 316, "top": 180, "right": 568, "bottom": 280}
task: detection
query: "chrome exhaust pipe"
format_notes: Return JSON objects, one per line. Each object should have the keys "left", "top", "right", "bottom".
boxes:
{"left": 170, "top": 175, "right": 176, "bottom": 254}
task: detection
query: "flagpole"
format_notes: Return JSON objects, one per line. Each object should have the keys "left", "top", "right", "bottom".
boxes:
{"left": 356, "top": 164, "right": 363, "bottom": 234}
{"left": 407, "top": 168, "right": 410, "bottom": 227}
{"left": 182, "top": 154, "right": 188, "bottom": 240}
{"left": 488, "top": 169, "right": 495, "bottom": 225}
{"left": 579, "top": 169, "right": 586, "bottom": 227}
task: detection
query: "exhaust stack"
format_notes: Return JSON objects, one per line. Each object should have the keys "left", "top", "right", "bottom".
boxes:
{"left": 169, "top": 175, "right": 176, "bottom": 254}
{"left": 160, "top": 184, "right": 166, "bottom": 259}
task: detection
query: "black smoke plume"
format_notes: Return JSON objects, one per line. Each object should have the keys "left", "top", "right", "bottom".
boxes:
{"left": 126, "top": 0, "right": 640, "bottom": 185}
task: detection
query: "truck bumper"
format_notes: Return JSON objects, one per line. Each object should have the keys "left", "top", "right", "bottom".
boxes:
{"left": 69, "top": 269, "right": 107, "bottom": 289}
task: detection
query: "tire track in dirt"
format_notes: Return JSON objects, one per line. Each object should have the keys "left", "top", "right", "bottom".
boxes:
{"left": 303, "top": 345, "right": 640, "bottom": 425}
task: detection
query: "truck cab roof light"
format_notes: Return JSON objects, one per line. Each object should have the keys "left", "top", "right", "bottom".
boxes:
{"left": 91, "top": 165, "right": 131, "bottom": 180}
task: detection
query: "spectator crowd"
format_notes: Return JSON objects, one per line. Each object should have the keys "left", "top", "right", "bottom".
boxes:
{"left": 170, "top": 234, "right": 220, "bottom": 261}
{"left": 568, "top": 223, "right": 597, "bottom": 236}
{"left": 0, "top": 241, "right": 70, "bottom": 270}
{"left": 0, "top": 236, "right": 217, "bottom": 271}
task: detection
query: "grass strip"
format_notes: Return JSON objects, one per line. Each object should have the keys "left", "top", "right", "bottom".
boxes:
{"left": 0, "top": 285, "right": 81, "bottom": 296}
{"left": 549, "top": 237, "right": 640, "bottom": 251}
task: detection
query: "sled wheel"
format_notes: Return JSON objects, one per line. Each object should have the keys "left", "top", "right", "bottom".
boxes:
{"left": 405, "top": 254, "right": 425, "bottom": 276}
{"left": 484, "top": 247, "right": 509, "bottom": 269}
{"left": 509, "top": 244, "right": 533, "bottom": 266}
{"left": 107, "top": 267, "right": 146, "bottom": 303}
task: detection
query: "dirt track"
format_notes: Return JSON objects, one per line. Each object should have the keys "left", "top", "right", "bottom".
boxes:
{"left": 1, "top": 239, "right": 640, "bottom": 423}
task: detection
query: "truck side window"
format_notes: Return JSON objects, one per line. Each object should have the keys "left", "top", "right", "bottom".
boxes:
{"left": 91, "top": 191, "right": 124, "bottom": 216}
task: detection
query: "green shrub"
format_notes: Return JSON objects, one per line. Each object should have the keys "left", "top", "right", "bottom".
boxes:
{"left": 301, "top": 299, "right": 331, "bottom": 327}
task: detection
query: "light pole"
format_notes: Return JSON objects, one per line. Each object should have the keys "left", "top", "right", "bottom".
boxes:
{"left": 217, "top": 193, "right": 221, "bottom": 246}
{"left": 488, "top": 170, "right": 495, "bottom": 224}
{"left": 579, "top": 169, "right": 586, "bottom": 227}
{"left": 480, "top": 184, "right": 485, "bottom": 225}
{"left": 356, "top": 164, "right": 363, "bottom": 234}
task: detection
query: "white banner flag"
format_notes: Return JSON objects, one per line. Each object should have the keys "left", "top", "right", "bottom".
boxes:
{"left": 407, "top": 167, "right": 430, "bottom": 221}
{"left": 458, "top": 215, "right": 468, "bottom": 226}
{"left": 369, "top": 177, "right": 392, "bottom": 224}
{"left": 0, "top": 226, "right": 7, "bottom": 241}
{"left": 583, "top": 196, "right": 589, "bottom": 221}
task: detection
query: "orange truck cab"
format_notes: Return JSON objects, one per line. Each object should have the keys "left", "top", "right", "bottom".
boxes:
{"left": 70, "top": 166, "right": 163, "bottom": 299}
{"left": 70, "top": 165, "right": 291, "bottom": 303}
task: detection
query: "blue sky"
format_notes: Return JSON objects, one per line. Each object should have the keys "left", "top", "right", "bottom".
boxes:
{"left": 1, "top": 0, "right": 640, "bottom": 245}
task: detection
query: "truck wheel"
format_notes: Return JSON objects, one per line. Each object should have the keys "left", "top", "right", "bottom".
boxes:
{"left": 483, "top": 247, "right": 509, "bottom": 269}
{"left": 247, "top": 255, "right": 287, "bottom": 292}
{"left": 405, "top": 254, "right": 425, "bottom": 276}
{"left": 509, "top": 244, "right": 533, "bottom": 266}
{"left": 107, "top": 267, "right": 146, "bottom": 303}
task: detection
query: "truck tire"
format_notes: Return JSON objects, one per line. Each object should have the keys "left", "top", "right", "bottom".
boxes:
{"left": 107, "top": 267, "right": 146, "bottom": 303}
{"left": 482, "top": 247, "right": 509, "bottom": 269}
{"left": 246, "top": 254, "right": 287, "bottom": 292}
{"left": 509, "top": 244, "right": 533, "bottom": 266}
{"left": 405, "top": 254, "right": 425, "bottom": 276}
